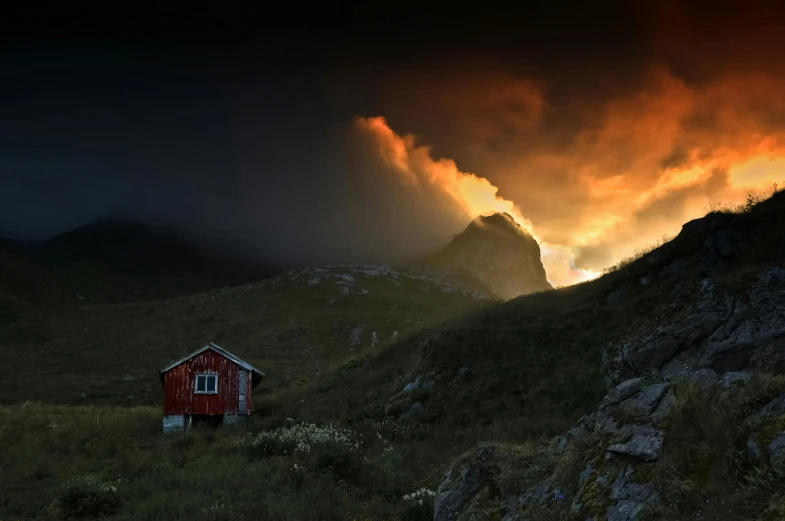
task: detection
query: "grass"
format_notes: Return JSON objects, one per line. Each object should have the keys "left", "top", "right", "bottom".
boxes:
{"left": 604, "top": 183, "right": 785, "bottom": 276}
{"left": 603, "top": 234, "right": 674, "bottom": 274}
{"left": 638, "top": 375, "right": 785, "bottom": 520}
{"left": 0, "top": 402, "right": 507, "bottom": 521}
{"left": 0, "top": 265, "right": 494, "bottom": 406}
{"left": 3, "top": 187, "right": 785, "bottom": 519}
{"left": 705, "top": 183, "right": 783, "bottom": 216}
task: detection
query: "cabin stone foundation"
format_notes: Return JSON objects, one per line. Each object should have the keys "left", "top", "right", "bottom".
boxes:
{"left": 223, "top": 414, "right": 245, "bottom": 425}
{"left": 162, "top": 415, "right": 186, "bottom": 433}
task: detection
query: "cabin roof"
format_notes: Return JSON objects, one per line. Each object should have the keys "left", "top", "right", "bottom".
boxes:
{"left": 159, "top": 342, "right": 266, "bottom": 385}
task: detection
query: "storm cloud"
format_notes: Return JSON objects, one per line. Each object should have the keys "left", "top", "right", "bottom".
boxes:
{"left": 3, "top": 2, "right": 785, "bottom": 284}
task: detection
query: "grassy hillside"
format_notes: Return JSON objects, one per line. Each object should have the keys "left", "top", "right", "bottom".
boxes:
{"left": 0, "top": 264, "right": 494, "bottom": 406}
{"left": 2, "top": 190, "right": 784, "bottom": 520}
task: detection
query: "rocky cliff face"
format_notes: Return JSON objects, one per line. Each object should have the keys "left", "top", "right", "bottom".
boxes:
{"left": 432, "top": 191, "right": 785, "bottom": 521}
{"left": 434, "top": 267, "right": 785, "bottom": 520}
{"left": 430, "top": 213, "right": 552, "bottom": 299}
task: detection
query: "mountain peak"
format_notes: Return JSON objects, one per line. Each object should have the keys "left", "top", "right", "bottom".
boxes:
{"left": 467, "top": 212, "right": 531, "bottom": 237}
{"left": 431, "top": 213, "right": 552, "bottom": 299}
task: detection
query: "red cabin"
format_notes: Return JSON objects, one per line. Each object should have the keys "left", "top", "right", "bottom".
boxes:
{"left": 159, "top": 342, "right": 265, "bottom": 433}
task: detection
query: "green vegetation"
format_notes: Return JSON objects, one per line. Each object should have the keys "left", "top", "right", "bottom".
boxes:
{"left": 2, "top": 188, "right": 785, "bottom": 519}
{"left": 0, "top": 266, "right": 493, "bottom": 406}
{"left": 638, "top": 376, "right": 785, "bottom": 520}
{"left": 0, "top": 403, "right": 502, "bottom": 520}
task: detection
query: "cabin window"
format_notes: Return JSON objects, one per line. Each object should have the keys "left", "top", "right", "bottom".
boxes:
{"left": 194, "top": 374, "right": 218, "bottom": 394}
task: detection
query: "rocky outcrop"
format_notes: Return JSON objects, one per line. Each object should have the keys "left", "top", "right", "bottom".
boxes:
{"left": 434, "top": 370, "right": 785, "bottom": 521}
{"left": 434, "top": 445, "right": 508, "bottom": 521}
{"left": 433, "top": 194, "right": 785, "bottom": 520}
{"left": 604, "top": 267, "right": 785, "bottom": 385}
{"left": 430, "top": 213, "right": 552, "bottom": 299}
{"left": 384, "top": 376, "right": 435, "bottom": 421}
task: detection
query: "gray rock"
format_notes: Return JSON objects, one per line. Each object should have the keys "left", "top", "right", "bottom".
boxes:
{"left": 578, "top": 463, "right": 596, "bottom": 490}
{"left": 434, "top": 445, "right": 506, "bottom": 521}
{"left": 605, "top": 266, "right": 785, "bottom": 384}
{"left": 399, "top": 401, "right": 424, "bottom": 422}
{"left": 500, "top": 496, "right": 518, "bottom": 521}
{"left": 686, "top": 368, "right": 720, "bottom": 390}
{"left": 571, "top": 462, "right": 597, "bottom": 510}
{"left": 403, "top": 378, "right": 422, "bottom": 392}
{"left": 747, "top": 438, "right": 761, "bottom": 460}
{"left": 751, "top": 393, "right": 785, "bottom": 421}
{"left": 421, "top": 380, "right": 435, "bottom": 390}
{"left": 759, "top": 267, "right": 785, "bottom": 287}
{"left": 650, "top": 389, "right": 675, "bottom": 423}
{"left": 600, "top": 378, "right": 645, "bottom": 410}
{"left": 596, "top": 410, "right": 634, "bottom": 438}
{"left": 518, "top": 481, "right": 549, "bottom": 507}
{"left": 640, "top": 275, "right": 652, "bottom": 286}
{"left": 610, "top": 465, "right": 656, "bottom": 502}
{"left": 607, "top": 425, "right": 665, "bottom": 462}
{"left": 659, "top": 358, "right": 691, "bottom": 380}
{"left": 350, "top": 326, "right": 364, "bottom": 345}
{"left": 123, "top": 374, "right": 134, "bottom": 381}
{"left": 605, "top": 500, "right": 646, "bottom": 521}
{"left": 768, "top": 432, "right": 785, "bottom": 468}
{"left": 554, "top": 435, "right": 568, "bottom": 454}
{"left": 719, "top": 371, "right": 753, "bottom": 388}
{"left": 567, "top": 416, "right": 590, "bottom": 439}
{"left": 457, "top": 365, "right": 471, "bottom": 377}
{"left": 620, "top": 383, "right": 670, "bottom": 417}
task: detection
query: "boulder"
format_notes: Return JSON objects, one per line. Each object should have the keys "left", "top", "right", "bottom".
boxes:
{"left": 600, "top": 378, "right": 645, "bottom": 410}
{"left": 649, "top": 389, "right": 675, "bottom": 423}
{"left": 619, "top": 383, "right": 670, "bottom": 417}
{"left": 719, "top": 371, "right": 753, "bottom": 388}
{"left": 607, "top": 425, "right": 665, "bottom": 462}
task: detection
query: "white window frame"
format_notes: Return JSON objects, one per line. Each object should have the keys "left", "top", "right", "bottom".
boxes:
{"left": 194, "top": 373, "right": 219, "bottom": 394}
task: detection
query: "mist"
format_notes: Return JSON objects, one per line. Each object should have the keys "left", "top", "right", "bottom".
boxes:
{"left": 0, "top": 115, "right": 476, "bottom": 269}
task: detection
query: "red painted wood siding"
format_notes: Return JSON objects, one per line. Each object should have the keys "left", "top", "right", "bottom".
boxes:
{"left": 163, "top": 349, "right": 252, "bottom": 416}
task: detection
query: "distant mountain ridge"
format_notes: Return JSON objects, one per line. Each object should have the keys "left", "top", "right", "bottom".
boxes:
{"left": 430, "top": 212, "right": 553, "bottom": 299}
{"left": 0, "top": 219, "right": 282, "bottom": 303}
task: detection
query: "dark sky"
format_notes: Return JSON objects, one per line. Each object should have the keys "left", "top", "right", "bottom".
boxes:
{"left": 3, "top": 2, "right": 785, "bottom": 282}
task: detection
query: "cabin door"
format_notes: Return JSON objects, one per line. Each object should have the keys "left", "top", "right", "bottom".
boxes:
{"left": 238, "top": 370, "right": 247, "bottom": 414}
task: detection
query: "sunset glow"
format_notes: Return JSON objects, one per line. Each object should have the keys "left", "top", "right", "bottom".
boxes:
{"left": 355, "top": 106, "right": 785, "bottom": 287}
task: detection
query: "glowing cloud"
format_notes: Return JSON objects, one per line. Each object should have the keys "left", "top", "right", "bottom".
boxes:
{"left": 353, "top": 116, "right": 599, "bottom": 287}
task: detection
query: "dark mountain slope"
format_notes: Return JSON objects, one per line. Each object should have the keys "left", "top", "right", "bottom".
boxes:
{"left": 288, "top": 189, "right": 785, "bottom": 439}
{"left": 427, "top": 189, "right": 785, "bottom": 521}
{"left": 4, "top": 219, "right": 282, "bottom": 303}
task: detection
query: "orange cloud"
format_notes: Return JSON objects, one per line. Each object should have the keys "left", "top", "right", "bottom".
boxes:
{"left": 479, "top": 65, "right": 785, "bottom": 271}
{"left": 353, "top": 116, "right": 599, "bottom": 287}
{"left": 347, "top": 17, "right": 785, "bottom": 280}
